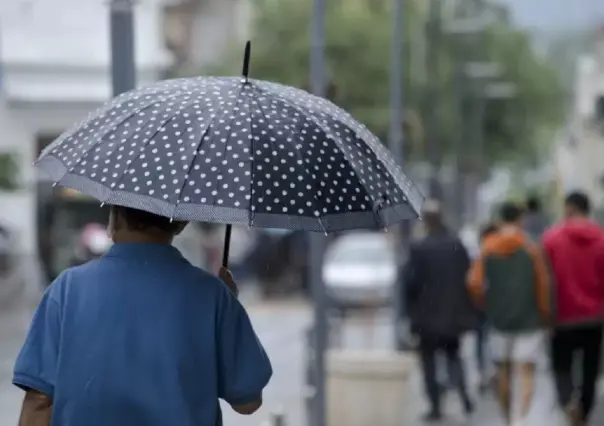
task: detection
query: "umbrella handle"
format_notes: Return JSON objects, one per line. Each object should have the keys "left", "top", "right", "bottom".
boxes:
{"left": 222, "top": 224, "right": 232, "bottom": 268}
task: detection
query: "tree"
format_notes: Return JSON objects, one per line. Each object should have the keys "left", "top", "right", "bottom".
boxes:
{"left": 201, "top": 0, "right": 564, "bottom": 167}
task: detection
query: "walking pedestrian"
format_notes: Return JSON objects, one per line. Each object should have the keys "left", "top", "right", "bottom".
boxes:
{"left": 524, "top": 195, "right": 549, "bottom": 242}
{"left": 404, "top": 199, "right": 478, "bottom": 422}
{"left": 467, "top": 202, "right": 550, "bottom": 426}
{"left": 543, "top": 191, "right": 604, "bottom": 426}
{"left": 13, "top": 205, "right": 273, "bottom": 426}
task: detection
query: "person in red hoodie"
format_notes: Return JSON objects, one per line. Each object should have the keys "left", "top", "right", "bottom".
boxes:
{"left": 543, "top": 191, "right": 604, "bottom": 426}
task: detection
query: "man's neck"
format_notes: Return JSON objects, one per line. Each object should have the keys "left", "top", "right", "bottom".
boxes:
{"left": 112, "top": 232, "right": 173, "bottom": 245}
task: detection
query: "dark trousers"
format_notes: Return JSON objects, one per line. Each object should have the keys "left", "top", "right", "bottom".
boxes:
{"left": 419, "top": 334, "right": 470, "bottom": 413}
{"left": 551, "top": 325, "right": 603, "bottom": 421}
{"left": 475, "top": 323, "right": 488, "bottom": 376}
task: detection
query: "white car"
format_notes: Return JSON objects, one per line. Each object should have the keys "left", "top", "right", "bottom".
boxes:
{"left": 322, "top": 232, "right": 398, "bottom": 309}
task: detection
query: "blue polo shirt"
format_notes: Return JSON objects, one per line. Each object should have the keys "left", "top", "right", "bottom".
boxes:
{"left": 13, "top": 242, "right": 272, "bottom": 426}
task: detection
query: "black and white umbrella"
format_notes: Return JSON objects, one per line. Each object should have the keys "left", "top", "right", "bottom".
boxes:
{"left": 36, "top": 43, "right": 423, "bottom": 265}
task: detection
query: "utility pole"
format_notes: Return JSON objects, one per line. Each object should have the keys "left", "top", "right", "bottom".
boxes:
{"left": 110, "top": 0, "right": 136, "bottom": 96}
{"left": 424, "top": 0, "right": 442, "bottom": 199}
{"left": 388, "top": 0, "right": 409, "bottom": 352}
{"left": 309, "top": 0, "right": 328, "bottom": 425}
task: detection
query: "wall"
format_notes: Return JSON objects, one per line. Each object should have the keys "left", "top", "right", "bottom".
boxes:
{"left": 0, "top": 102, "right": 36, "bottom": 254}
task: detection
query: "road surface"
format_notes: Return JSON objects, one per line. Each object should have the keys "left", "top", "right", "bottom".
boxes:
{"left": 1, "top": 284, "right": 604, "bottom": 426}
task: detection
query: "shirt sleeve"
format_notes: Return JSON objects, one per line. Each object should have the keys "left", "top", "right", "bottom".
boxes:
{"left": 216, "top": 285, "right": 272, "bottom": 406}
{"left": 13, "top": 289, "right": 62, "bottom": 398}
{"left": 403, "top": 244, "right": 422, "bottom": 303}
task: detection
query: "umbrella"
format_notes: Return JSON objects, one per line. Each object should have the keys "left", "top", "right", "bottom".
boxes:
{"left": 35, "top": 42, "right": 424, "bottom": 267}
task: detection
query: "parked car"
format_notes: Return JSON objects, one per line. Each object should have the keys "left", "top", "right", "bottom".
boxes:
{"left": 322, "top": 232, "right": 397, "bottom": 312}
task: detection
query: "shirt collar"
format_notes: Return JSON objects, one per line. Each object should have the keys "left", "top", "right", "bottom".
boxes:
{"left": 104, "top": 242, "right": 184, "bottom": 261}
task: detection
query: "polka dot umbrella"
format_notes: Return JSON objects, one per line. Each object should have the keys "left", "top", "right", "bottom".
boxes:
{"left": 35, "top": 42, "right": 424, "bottom": 267}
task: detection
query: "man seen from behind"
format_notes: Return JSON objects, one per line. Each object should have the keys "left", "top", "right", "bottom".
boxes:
{"left": 404, "top": 200, "right": 477, "bottom": 422}
{"left": 543, "top": 191, "right": 604, "bottom": 426}
{"left": 467, "top": 202, "right": 550, "bottom": 426}
{"left": 14, "top": 205, "right": 272, "bottom": 426}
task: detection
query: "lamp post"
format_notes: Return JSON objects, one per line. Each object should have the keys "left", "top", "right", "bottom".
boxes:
{"left": 309, "top": 1, "right": 328, "bottom": 426}
{"left": 424, "top": 0, "right": 443, "bottom": 199}
{"left": 109, "top": 0, "right": 136, "bottom": 96}
{"left": 389, "top": 0, "right": 410, "bottom": 352}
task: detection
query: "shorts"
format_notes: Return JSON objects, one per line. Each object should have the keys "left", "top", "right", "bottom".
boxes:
{"left": 489, "top": 330, "right": 544, "bottom": 363}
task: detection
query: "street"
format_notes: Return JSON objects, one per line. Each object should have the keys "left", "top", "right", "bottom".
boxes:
{"left": 1, "top": 284, "right": 604, "bottom": 426}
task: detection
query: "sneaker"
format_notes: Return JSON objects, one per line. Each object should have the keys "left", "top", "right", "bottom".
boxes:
{"left": 421, "top": 410, "right": 443, "bottom": 423}
{"left": 565, "top": 401, "right": 583, "bottom": 426}
{"left": 463, "top": 398, "right": 475, "bottom": 416}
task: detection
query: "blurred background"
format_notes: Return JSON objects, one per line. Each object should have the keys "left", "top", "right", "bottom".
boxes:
{"left": 1, "top": 0, "right": 604, "bottom": 425}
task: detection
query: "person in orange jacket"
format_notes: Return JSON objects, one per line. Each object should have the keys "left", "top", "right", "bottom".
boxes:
{"left": 467, "top": 202, "right": 550, "bottom": 426}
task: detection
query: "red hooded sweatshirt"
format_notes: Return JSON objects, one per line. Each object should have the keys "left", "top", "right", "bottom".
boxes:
{"left": 543, "top": 219, "right": 604, "bottom": 326}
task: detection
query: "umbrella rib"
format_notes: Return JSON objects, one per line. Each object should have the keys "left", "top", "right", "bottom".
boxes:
{"left": 245, "top": 87, "right": 258, "bottom": 228}
{"left": 58, "top": 90, "right": 191, "bottom": 184}
{"left": 264, "top": 90, "right": 394, "bottom": 228}
{"left": 258, "top": 87, "right": 382, "bottom": 230}
{"left": 252, "top": 85, "right": 328, "bottom": 233}
{"left": 104, "top": 92, "right": 200, "bottom": 204}
{"left": 170, "top": 88, "right": 234, "bottom": 219}
{"left": 204, "top": 83, "right": 248, "bottom": 214}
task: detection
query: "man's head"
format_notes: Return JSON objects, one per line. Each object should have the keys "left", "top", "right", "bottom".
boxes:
{"left": 526, "top": 195, "right": 541, "bottom": 213}
{"left": 564, "top": 191, "right": 591, "bottom": 218}
{"left": 422, "top": 199, "right": 444, "bottom": 231}
{"left": 107, "top": 205, "right": 188, "bottom": 244}
{"left": 499, "top": 201, "right": 523, "bottom": 226}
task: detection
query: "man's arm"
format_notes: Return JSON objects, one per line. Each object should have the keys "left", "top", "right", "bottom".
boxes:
{"left": 18, "top": 390, "right": 52, "bottom": 426}
{"left": 466, "top": 254, "right": 486, "bottom": 306}
{"left": 528, "top": 244, "right": 551, "bottom": 322}
{"left": 216, "top": 270, "right": 272, "bottom": 415}
{"left": 13, "top": 280, "right": 62, "bottom": 426}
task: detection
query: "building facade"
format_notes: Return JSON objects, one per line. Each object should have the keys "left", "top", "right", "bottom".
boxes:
{"left": 0, "top": 0, "right": 171, "bottom": 256}
{"left": 556, "top": 27, "right": 604, "bottom": 215}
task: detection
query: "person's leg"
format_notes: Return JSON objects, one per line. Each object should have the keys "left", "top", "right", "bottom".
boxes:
{"left": 490, "top": 331, "right": 513, "bottom": 423}
{"left": 515, "top": 331, "right": 543, "bottom": 420}
{"left": 578, "top": 325, "right": 603, "bottom": 423}
{"left": 476, "top": 324, "right": 486, "bottom": 376}
{"left": 418, "top": 334, "right": 442, "bottom": 420}
{"left": 550, "top": 329, "right": 576, "bottom": 413}
{"left": 443, "top": 336, "right": 474, "bottom": 414}
{"left": 518, "top": 362, "right": 536, "bottom": 419}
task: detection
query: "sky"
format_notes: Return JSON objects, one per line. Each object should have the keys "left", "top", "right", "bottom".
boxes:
{"left": 502, "top": 0, "right": 604, "bottom": 32}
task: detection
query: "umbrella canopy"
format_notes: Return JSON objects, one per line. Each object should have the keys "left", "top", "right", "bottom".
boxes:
{"left": 37, "top": 76, "right": 422, "bottom": 232}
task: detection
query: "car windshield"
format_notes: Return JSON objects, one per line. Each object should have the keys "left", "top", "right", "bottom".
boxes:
{"left": 327, "top": 243, "right": 391, "bottom": 264}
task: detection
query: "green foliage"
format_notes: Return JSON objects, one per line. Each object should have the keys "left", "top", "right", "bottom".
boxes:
{"left": 0, "top": 152, "right": 20, "bottom": 190}
{"left": 201, "top": 0, "right": 564, "bottom": 167}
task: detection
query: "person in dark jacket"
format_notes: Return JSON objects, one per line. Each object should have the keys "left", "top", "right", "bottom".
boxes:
{"left": 543, "top": 191, "right": 604, "bottom": 426}
{"left": 468, "top": 202, "right": 550, "bottom": 426}
{"left": 404, "top": 199, "right": 477, "bottom": 422}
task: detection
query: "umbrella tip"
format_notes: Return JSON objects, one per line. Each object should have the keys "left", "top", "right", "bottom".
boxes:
{"left": 242, "top": 40, "right": 251, "bottom": 83}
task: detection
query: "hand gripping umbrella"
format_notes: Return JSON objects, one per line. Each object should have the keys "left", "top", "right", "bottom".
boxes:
{"left": 35, "top": 42, "right": 424, "bottom": 267}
